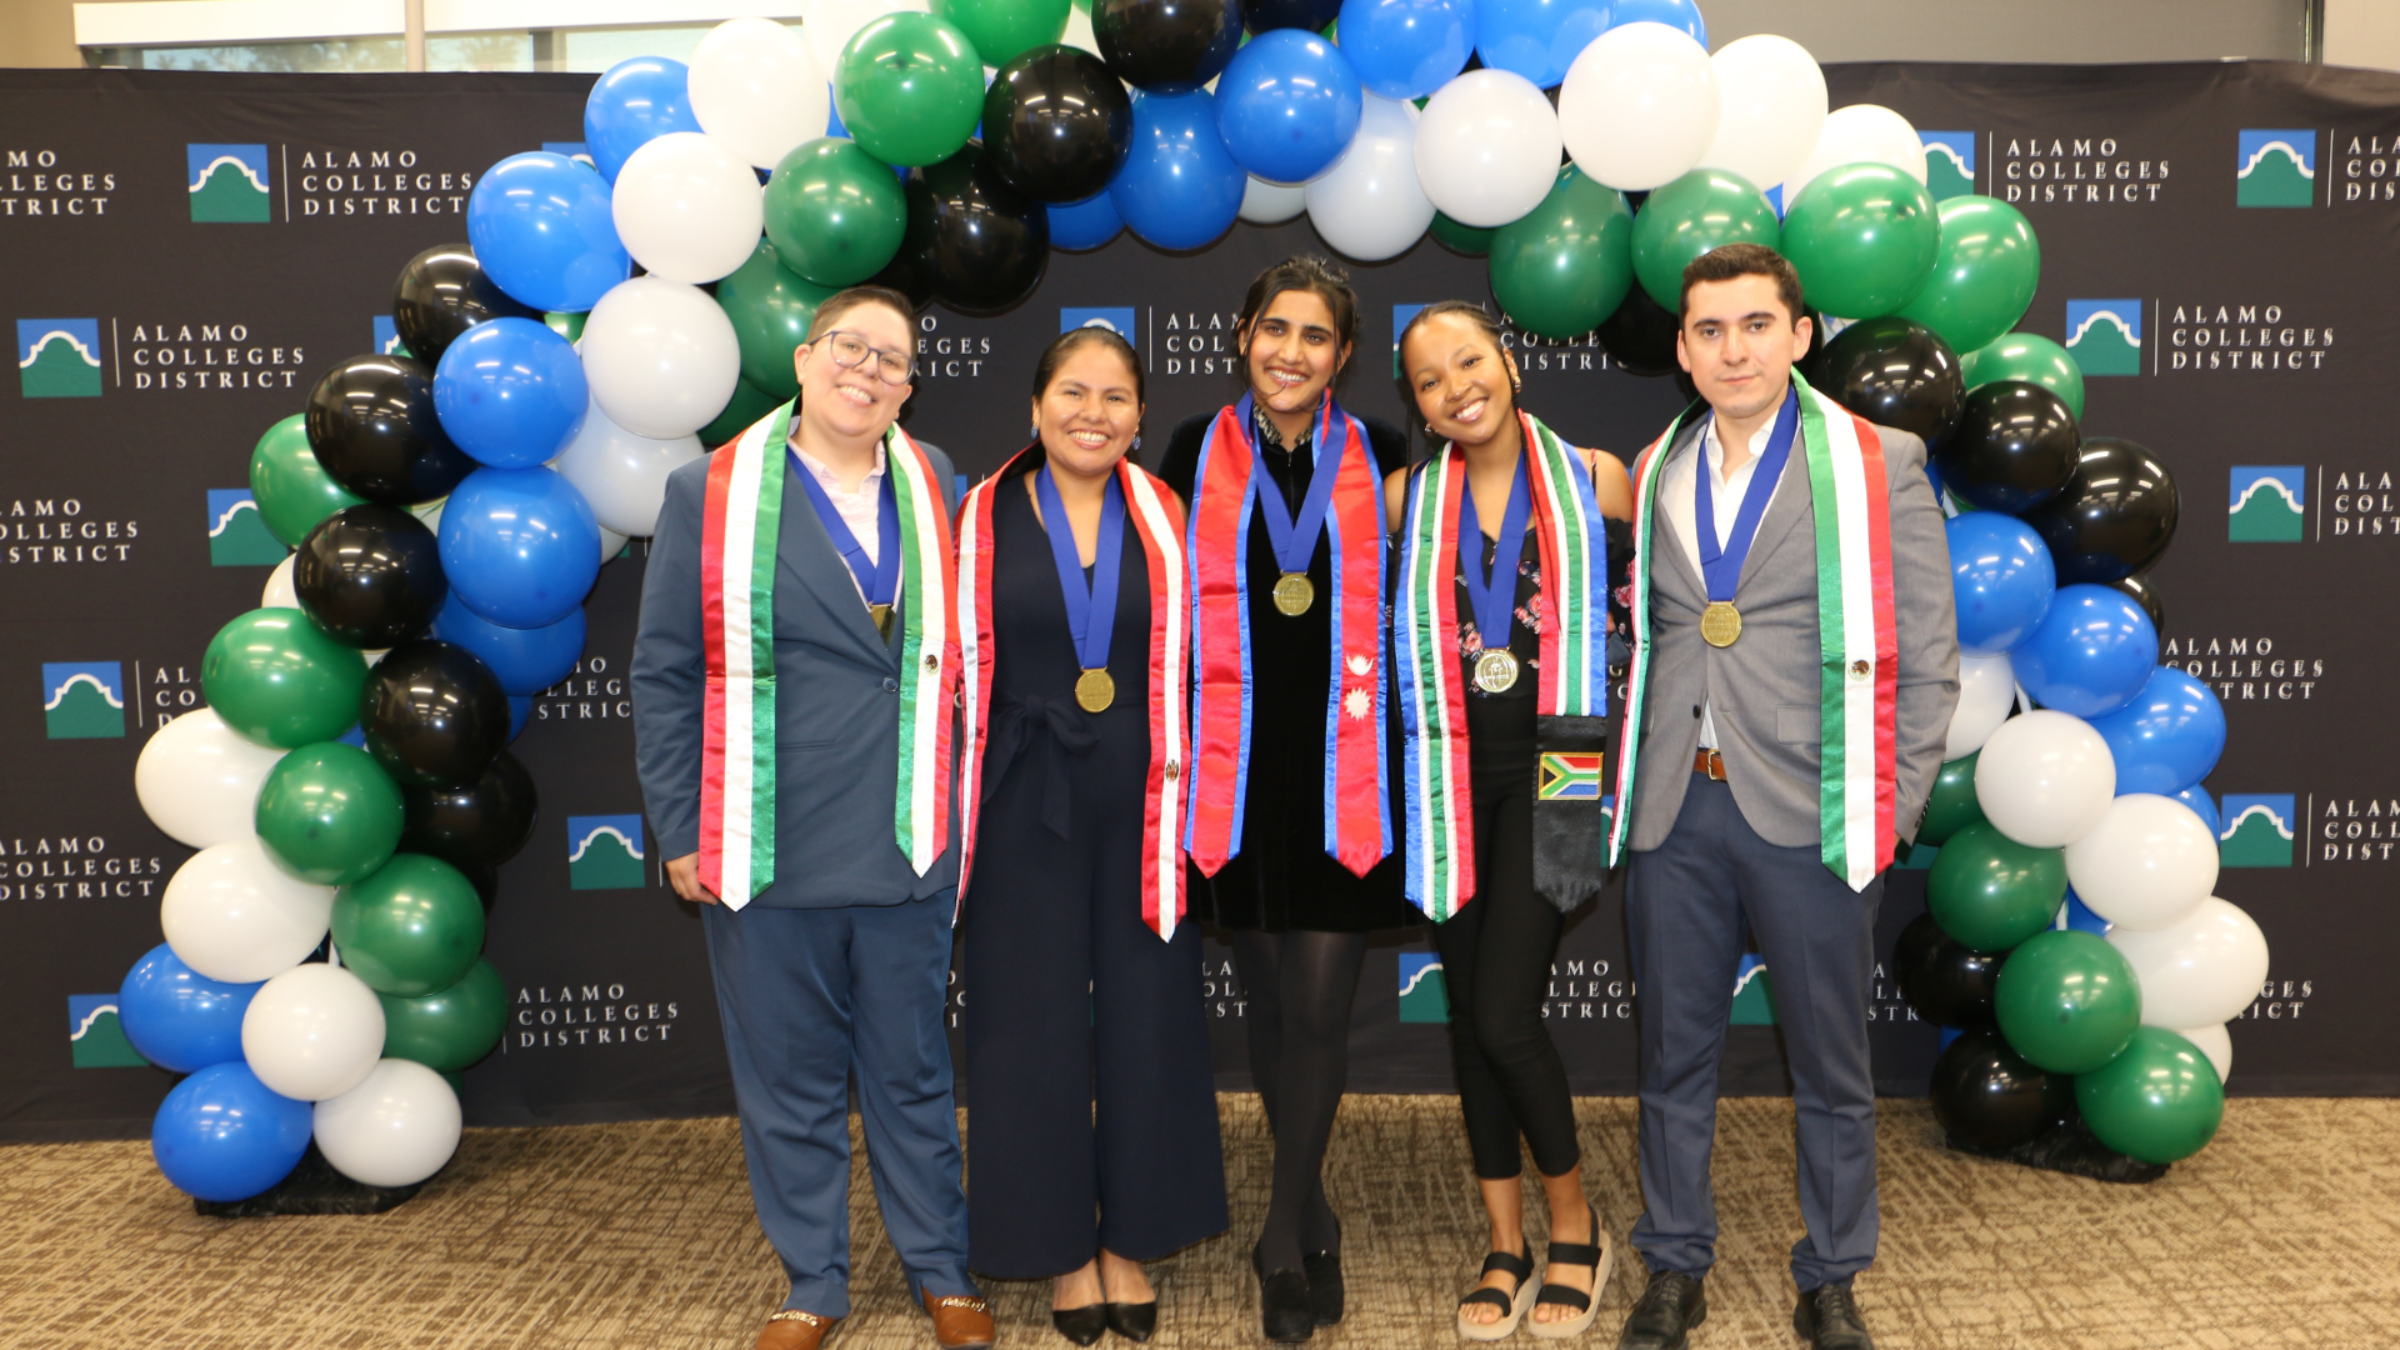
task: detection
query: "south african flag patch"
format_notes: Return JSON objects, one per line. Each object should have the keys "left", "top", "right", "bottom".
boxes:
{"left": 1538, "top": 751, "right": 1604, "bottom": 800}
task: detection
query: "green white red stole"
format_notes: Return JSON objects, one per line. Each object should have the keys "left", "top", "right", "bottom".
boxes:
{"left": 955, "top": 448, "right": 1190, "bottom": 938}
{"left": 1395, "top": 411, "right": 1610, "bottom": 921}
{"left": 697, "top": 400, "right": 956, "bottom": 907}
{"left": 1608, "top": 372, "right": 1899, "bottom": 892}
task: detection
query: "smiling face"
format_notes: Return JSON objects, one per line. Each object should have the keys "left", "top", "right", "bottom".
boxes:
{"left": 1242, "top": 287, "right": 1350, "bottom": 423}
{"left": 1676, "top": 274, "right": 1813, "bottom": 425}
{"left": 1403, "top": 311, "right": 1520, "bottom": 450}
{"left": 792, "top": 299, "right": 914, "bottom": 446}
{"left": 1032, "top": 339, "right": 1144, "bottom": 480}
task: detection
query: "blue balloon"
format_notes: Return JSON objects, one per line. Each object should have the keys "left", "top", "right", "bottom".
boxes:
{"left": 118, "top": 944, "right": 258, "bottom": 1074}
{"left": 1337, "top": 0, "right": 1473, "bottom": 101}
{"left": 2061, "top": 887, "right": 2111, "bottom": 937}
{"left": 466, "top": 152, "right": 630, "bottom": 314}
{"left": 431, "top": 590, "right": 587, "bottom": 695}
{"left": 1215, "top": 30, "right": 1365, "bottom": 184}
{"left": 1948, "top": 512, "right": 2056, "bottom": 655}
{"left": 2013, "top": 584, "right": 2158, "bottom": 719}
{"left": 151, "top": 1062, "right": 312, "bottom": 1202}
{"left": 2172, "top": 784, "right": 2221, "bottom": 839}
{"left": 1110, "top": 90, "right": 1246, "bottom": 252}
{"left": 432, "top": 317, "right": 589, "bottom": 469}
{"left": 583, "top": 57, "right": 702, "bottom": 183}
{"left": 2089, "top": 666, "right": 2226, "bottom": 796}
{"left": 1475, "top": 0, "right": 1612, "bottom": 89}
{"left": 1049, "top": 191, "right": 1125, "bottom": 251}
{"left": 1605, "top": 0, "right": 1709, "bottom": 46}
{"left": 438, "top": 467, "right": 602, "bottom": 630}
{"left": 508, "top": 694, "right": 533, "bottom": 742}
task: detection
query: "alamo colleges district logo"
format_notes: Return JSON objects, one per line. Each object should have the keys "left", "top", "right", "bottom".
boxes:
{"left": 2065, "top": 300, "right": 2141, "bottom": 377}
{"left": 1730, "top": 953, "right": 1777, "bottom": 1026}
{"left": 1398, "top": 951, "right": 1449, "bottom": 1023}
{"left": 568, "top": 814, "right": 646, "bottom": 890}
{"left": 68, "top": 994, "right": 148, "bottom": 1068}
{"left": 2220, "top": 794, "right": 2295, "bottom": 867}
{"left": 188, "top": 144, "right": 271, "bottom": 223}
{"left": 1922, "top": 132, "right": 1977, "bottom": 200}
{"left": 17, "top": 318, "right": 100, "bottom": 397}
{"left": 208, "top": 489, "right": 286, "bottom": 565}
{"left": 43, "top": 662, "right": 124, "bottom": 739}
{"left": 2237, "top": 130, "right": 2315, "bottom": 208}
{"left": 2229, "top": 467, "right": 2306, "bottom": 543}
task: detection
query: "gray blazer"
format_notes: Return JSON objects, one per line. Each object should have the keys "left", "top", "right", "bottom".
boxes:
{"left": 631, "top": 443, "right": 961, "bottom": 909}
{"left": 1624, "top": 414, "right": 1958, "bottom": 856}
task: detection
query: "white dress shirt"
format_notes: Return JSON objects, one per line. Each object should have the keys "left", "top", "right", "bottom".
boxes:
{"left": 1659, "top": 411, "right": 1786, "bottom": 750}
{"left": 788, "top": 435, "right": 887, "bottom": 603}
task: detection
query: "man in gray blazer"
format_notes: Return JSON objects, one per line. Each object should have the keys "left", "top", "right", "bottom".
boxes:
{"left": 1611, "top": 246, "right": 1958, "bottom": 1350}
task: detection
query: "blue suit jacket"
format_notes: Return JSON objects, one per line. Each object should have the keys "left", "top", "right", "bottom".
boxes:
{"left": 632, "top": 441, "right": 961, "bottom": 910}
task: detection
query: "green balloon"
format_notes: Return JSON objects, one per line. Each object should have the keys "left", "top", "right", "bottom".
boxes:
{"left": 255, "top": 741, "right": 405, "bottom": 886}
{"left": 332, "top": 853, "right": 486, "bottom": 997}
{"left": 716, "top": 239, "right": 837, "bottom": 401}
{"left": 201, "top": 609, "right": 370, "bottom": 749}
{"left": 1429, "top": 211, "right": 1496, "bottom": 257}
{"left": 834, "top": 13, "right": 986, "bottom": 169}
{"left": 1779, "top": 162, "right": 1941, "bottom": 320}
{"left": 1917, "top": 753, "right": 1987, "bottom": 847}
{"left": 1993, "top": 929, "right": 2141, "bottom": 1074}
{"left": 1962, "top": 332, "right": 2085, "bottom": 420}
{"left": 1630, "top": 167, "right": 1780, "bottom": 312}
{"left": 2075, "top": 1026, "right": 2225, "bottom": 1164}
{"left": 1488, "top": 168, "right": 1633, "bottom": 341}
{"left": 379, "top": 958, "right": 506, "bottom": 1073}
{"left": 1927, "top": 820, "right": 2066, "bottom": 951}
{"left": 1894, "top": 196, "right": 2041, "bottom": 356}
{"left": 700, "top": 376, "right": 785, "bottom": 449}
{"left": 249, "top": 414, "right": 363, "bottom": 549}
{"left": 764, "top": 138, "right": 912, "bottom": 289}
{"left": 932, "top": 0, "right": 1069, "bottom": 68}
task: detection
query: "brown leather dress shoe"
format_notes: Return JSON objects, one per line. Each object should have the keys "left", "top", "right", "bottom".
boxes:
{"left": 922, "top": 1290, "right": 996, "bottom": 1349}
{"left": 756, "top": 1308, "right": 838, "bottom": 1350}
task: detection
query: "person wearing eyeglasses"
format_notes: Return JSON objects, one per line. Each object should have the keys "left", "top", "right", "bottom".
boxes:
{"left": 633, "top": 286, "right": 993, "bottom": 1350}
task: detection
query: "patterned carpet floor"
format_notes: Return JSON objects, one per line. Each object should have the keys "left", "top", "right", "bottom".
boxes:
{"left": 1, "top": 1095, "right": 2391, "bottom": 1349}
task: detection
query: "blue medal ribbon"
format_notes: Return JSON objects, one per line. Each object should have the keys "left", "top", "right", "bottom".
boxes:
{"left": 1035, "top": 461, "right": 1127, "bottom": 673}
{"left": 1457, "top": 451, "right": 1532, "bottom": 654}
{"left": 790, "top": 446, "right": 900, "bottom": 608}
{"left": 1239, "top": 391, "right": 1343, "bottom": 576}
{"left": 1694, "top": 387, "right": 1801, "bottom": 603}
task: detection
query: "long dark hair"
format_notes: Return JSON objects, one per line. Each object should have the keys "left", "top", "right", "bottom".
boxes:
{"left": 1392, "top": 299, "right": 1517, "bottom": 442}
{"left": 1234, "top": 255, "right": 1361, "bottom": 384}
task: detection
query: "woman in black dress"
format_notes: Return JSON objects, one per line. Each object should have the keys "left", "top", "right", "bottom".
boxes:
{"left": 956, "top": 328, "right": 1227, "bottom": 1346}
{"left": 1157, "top": 256, "right": 1414, "bottom": 1343}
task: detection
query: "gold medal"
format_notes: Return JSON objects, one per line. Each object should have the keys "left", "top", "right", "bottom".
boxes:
{"left": 1075, "top": 668, "right": 1116, "bottom": 714}
{"left": 868, "top": 602, "right": 894, "bottom": 641}
{"left": 1473, "top": 647, "right": 1520, "bottom": 694}
{"left": 1700, "top": 600, "right": 1742, "bottom": 648}
{"left": 1272, "top": 572, "right": 1314, "bottom": 616}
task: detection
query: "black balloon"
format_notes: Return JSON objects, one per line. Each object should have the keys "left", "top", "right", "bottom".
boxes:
{"left": 1245, "top": 0, "right": 1338, "bottom": 31}
{"left": 1930, "top": 1027, "right": 2074, "bottom": 1151}
{"left": 293, "top": 505, "right": 447, "bottom": 650}
{"left": 1936, "top": 381, "right": 2081, "bottom": 515}
{"left": 2109, "top": 573, "right": 2166, "bottom": 636}
{"left": 1804, "top": 316, "right": 1965, "bottom": 447}
{"left": 985, "top": 46, "right": 1135, "bottom": 203}
{"left": 392, "top": 243, "right": 539, "bottom": 367}
{"left": 1093, "top": 0, "right": 1244, "bottom": 93}
{"left": 400, "top": 750, "right": 539, "bottom": 872}
{"left": 304, "top": 354, "right": 479, "bottom": 506}
{"left": 902, "top": 143, "right": 1050, "bottom": 317}
{"left": 1597, "top": 284, "right": 1679, "bottom": 377}
{"left": 1892, "top": 912, "right": 2003, "bottom": 1029}
{"left": 361, "top": 640, "right": 511, "bottom": 789}
{"left": 2020, "top": 436, "right": 2180, "bottom": 584}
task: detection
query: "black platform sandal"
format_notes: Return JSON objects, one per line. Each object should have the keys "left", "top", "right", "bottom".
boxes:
{"left": 1527, "top": 1203, "right": 1614, "bottom": 1340}
{"left": 1456, "top": 1244, "right": 1538, "bottom": 1341}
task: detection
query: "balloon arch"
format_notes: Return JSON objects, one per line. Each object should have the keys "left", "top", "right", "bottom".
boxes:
{"left": 119, "top": 0, "right": 2253, "bottom": 1204}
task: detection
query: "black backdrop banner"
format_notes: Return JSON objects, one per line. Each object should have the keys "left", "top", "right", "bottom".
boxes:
{"left": 4, "top": 62, "right": 2395, "bottom": 1143}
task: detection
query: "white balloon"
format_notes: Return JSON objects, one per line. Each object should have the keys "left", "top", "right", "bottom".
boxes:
{"left": 1238, "top": 174, "right": 1308, "bottom": 224}
{"left": 801, "top": 0, "right": 927, "bottom": 81}
{"left": 1696, "top": 35, "right": 1828, "bottom": 196}
{"left": 135, "top": 711, "right": 286, "bottom": 850}
{"left": 552, "top": 394, "right": 707, "bottom": 537}
{"left": 582, "top": 278, "right": 743, "bottom": 440}
{"left": 609, "top": 132, "right": 766, "bottom": 285}
{"left": 2108, "top": 898, "right": 2272, "bottom": 1031}
{"left": 1972, "top": 709, "right": 2115, "bottom": 848}
{"left": 2065, "top": 795, "right": 2220, "bottom": 933}
{"left": 1414, "top": 69, "right": 1562, "bottom": 229}
{"left": 1785, "top": 104, "right": 1928, "bottom": 202}
{"left": 314, "top": 1059, "right": 464, "bottom": 1187}
{"left": 687, "top": 17, "right": 830, "bottom": 170}
{"left": 241, "top": 963, "right": 387, "bottom": 1102}
{"left": 1557, "top": 21, "right": 1720, "bottom": 192}
{"left": 1945, "top": 651, "right": 2016, "bottom": 759}
{"left": 260, "top": 554, "right": 299, "bottom": 609}
{"left": 1304, "top": 95, "right": 1435, "bottom": 262}
{"left": 160, "top": 837, "right": 336, "bottom": 984}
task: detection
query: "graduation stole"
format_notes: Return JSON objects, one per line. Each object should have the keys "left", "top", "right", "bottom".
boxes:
{"left": 696, "top": 400, "right": 957, "bottom": 907}
{"left": 955, "top": 448, "right": 1191, "bottom": 939}
{"left": 1184, "top": 394, "right": 1391, "bottom": 878}
{"left": 1395, "top": 411, "right": 1610, "bottom": 921}
{"left": 1607, "top": 371, "right": 1899, "bottom": 892}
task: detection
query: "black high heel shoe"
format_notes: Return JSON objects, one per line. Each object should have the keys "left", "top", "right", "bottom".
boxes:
{"left": 1052, "top": 1303, "right": 1107, "bottom": 1346}
{"left": 1253, "top": 1242, "right": 1315, "bottom": 1343}
{"left": 1102, "top": 1300, "right": 1157, "bottom": 1343}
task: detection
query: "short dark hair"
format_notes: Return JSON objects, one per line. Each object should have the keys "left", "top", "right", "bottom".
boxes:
{"left": 1032, "top": 324, "right": 1145, "bottom": 406}
{"left": 806, "top": 284, "right": 917, "bottom": 343}
{"left": 1235, "top": 255, "right": 1360, "bottom": 360}
{"left": 1392, "top": 300, "right": 1513, "bottom": 440}
{"left": 1679, "top": 244, "right": 1805, "bottom": 323}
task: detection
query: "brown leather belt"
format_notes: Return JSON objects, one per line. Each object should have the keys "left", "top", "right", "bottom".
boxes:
{"left": 1694, "top": 748, "right": 1727, "bottom": 781}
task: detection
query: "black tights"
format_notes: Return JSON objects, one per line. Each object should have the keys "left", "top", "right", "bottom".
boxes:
{"left": 1232, "top": 927, "right": 1363, "bottom": 1272}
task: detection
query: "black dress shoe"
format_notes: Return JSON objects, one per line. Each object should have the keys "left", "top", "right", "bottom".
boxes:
{"left": 1253, "top": 1243, "right": 1314, "bottom": 1343}
{"left": 1052, "top": 1304, "right": 1106, "bottom": 1347}
{"left": 1102, "top": 1300, "right": 1156, "bottom": 1343}
{"left": 1794, "top": 1281, "right": 1875, "bottom": 1350}
{"left": 1300, "top": 1248, "right": 1343, "bottom": 1326}
{"left": 1616, "top": 1269, "right": 1706, "bottom": 1350}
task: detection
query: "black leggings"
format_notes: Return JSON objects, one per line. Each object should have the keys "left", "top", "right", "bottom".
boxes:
{"left": 1433, "top": 735, "right": 1582, "bottom": 1181}
{"left": 1232, "top": 927, "right": 1362, "bottom": 1271}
